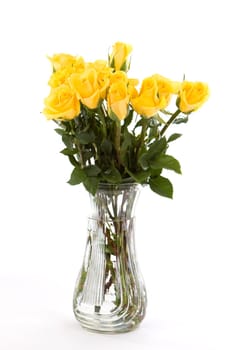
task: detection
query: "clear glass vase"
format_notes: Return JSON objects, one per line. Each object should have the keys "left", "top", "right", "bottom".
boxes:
{"left": 73, "top": 183, "right": 147, "bottom": 333}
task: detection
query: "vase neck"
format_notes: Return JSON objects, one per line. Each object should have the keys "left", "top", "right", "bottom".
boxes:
{"left": 89, "top": 183, "right": 141, "bottom": 221}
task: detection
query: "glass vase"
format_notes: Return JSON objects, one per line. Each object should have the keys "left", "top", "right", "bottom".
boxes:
{"left": 73, "top": 183, "right": 147, "bottom": 333}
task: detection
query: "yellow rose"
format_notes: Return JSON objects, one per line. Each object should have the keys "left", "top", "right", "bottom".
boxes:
{"left": 178, "top": 81, "right": 209, "bottom": 113}
{"left": 131, "top": 76, "right": 161, "bottom": 117}
{"left": 107, "top": 81, "right": 129, "bottom": 121}
{"left": 153, "top": 74, "right": 180, "bottom": 93}
{"left": 109, "top": 42, "right": 132, "bottom": 71}
{"left": 152, "top": 74, "right": 180, "bottom": 109}
{"left": 131, "top": 75, "right": 179, "bottom": 118}
{"left": 48, "top": 56, "right": 86, "bottom": 88}
{"left": 72, "top": 56, "right": 86, "bottom": 73}
{"left": 128, "top": 78, "right": 139, "bottom": 87}
{"left": 48, "top": 53, "right": 76, "bottom": 71}
{"left": 43, "top": 84, "right": 80, "bottom": 121}
{"left": 69, "top": 69, "right": 101, "bottom": 109}
{"left": 92, "top": 62, "right": 112, "bottom": 99}
{"left": 110, "top": 71, "right": 128, "bottom": 84}
{"left": 128, "top": 78, "right": 139, "bottom": 98}
{"left": 97, "top": 71, "right": 110, "bottom": 99}
{"left": 110, "top": 72, "right": 139, "bottom": 98}
{"left": 87, "top": 60, "right": 110, "bottom": 72}
{"left": 48, "top": 67, "right": 73, "bottom": 88}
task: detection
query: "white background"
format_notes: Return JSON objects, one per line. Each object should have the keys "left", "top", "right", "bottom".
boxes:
{"left": 0, "top": 0, "right": 233, "bottom": 349}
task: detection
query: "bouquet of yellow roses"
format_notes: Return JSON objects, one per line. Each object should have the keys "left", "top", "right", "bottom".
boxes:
{"left": 43, "top": 42, "right": 209, "bottom": 198}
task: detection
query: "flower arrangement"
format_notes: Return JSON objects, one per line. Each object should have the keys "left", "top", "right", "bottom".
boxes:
{"left": 43, "top": 42, "right": 209, "bottom": 198}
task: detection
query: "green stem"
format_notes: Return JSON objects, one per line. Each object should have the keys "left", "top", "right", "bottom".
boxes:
{"left": 115, "top": 121, "right": 121, "bottom": 168}
{"left": 160, "top": 109, "right": 181, "bottom": 136}
{"left": 68, "top": 120, "right": 85, "bottom": 168}
{"left": 75, "top": 141, "right": 85, "bottom": 168}
{"left": 136, "top": 118, "right": 148, "bottom": 160}
{"left": 99, "top": 105, "right": 107, "bottom": 138}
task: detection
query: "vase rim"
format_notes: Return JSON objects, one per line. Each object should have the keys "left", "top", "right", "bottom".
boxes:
{"left": 97, "top": 182, "right": 140, "bottom": 191}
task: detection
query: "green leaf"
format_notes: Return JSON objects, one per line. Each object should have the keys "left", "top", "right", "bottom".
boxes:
{"left": 82, "top": 150, "right": 93, "bottom": 162}
{"left": 126, "top": 168, "right": 150, "bottom": 183}
{"left": 173, "top": 116, "right": 189, "bottom": 124}
{"left": 121, "top": 128, "right": 137, "bottom": 169}
{"left": 150, "top": 168, "right": 162, "bottom": 177}
{"left": 76, "top": 130, "right": 95, "bottom": 144}
{"left": 110, "top": 57, "right": 115, "bottom": 69}
{"left": 83, "top": 177, "right": 100, "bottom": 195}
{"left": 103, "top": 166, "right": 122, "bottom": 183}
{"left": 62, "top": 134, "right": 73, "bottom": 149}
{"left": 168, "top": 133, "right": 182, "bottom": 143}
{"left": 138, "top": 152, "right": 150, "bottom": 170}
{"left": 67, "top": 155, "right": 78, "bottom": 167}
{"left": 55, "top": 128, "right": 66, "bottom": 136}
{"left": 60, "top": 148, "right": 77, "bottom": 155}
{"left": 160, "top": 109, "right": 173, "bottom": 116}
{"left": 108, "top": 109, "right": 120, "bottom": 122}
{"left": 148, "top": 119, "right": 160, "bottom": 141}
{"left": 123, "top": 129, "right": 134, "bottom": 148}
{"left": 149, "top": 176, "right": 173, "bottom": 199}
{"left": 123, "top": 108, "right": 134, "bottom": 127}
{"left": 150, "top": 154, "right": 182, "bottom": 174}
{"left": 149, "top": 137, "right": 167, "bottom": 155}
{"left": 100, "top": 139, "right": 112, "bottom": 155}
{"left": 134, "top": 119, "right": 144, "bottom": 129}
{"left": 153, "top": 113, "right": 165, "bottom": 124}
{"left": 67, "top": 166, "right": 86, "bottom": 185}
{"left": 138, "top": 137, "right": 167, "bottom": 170}
{"left": 120, "top": 60, "right": 128, "bottom": 72}
{"left": 84, "top": 165, "right": 101, "bottom": 177}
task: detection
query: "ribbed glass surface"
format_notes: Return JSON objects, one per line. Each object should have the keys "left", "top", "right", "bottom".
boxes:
{"left": 73, "top": 183, "right": 147, "bottom": 333}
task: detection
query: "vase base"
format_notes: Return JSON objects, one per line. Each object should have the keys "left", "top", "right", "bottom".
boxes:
{"left": 73, "top": 306, "right": 146, "bottom": 334}
{"left": 76, "top": 318, "right": 142, "bottom": 334}
{"left": 79, "top": 324, "right": 140, "bottom": 334}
